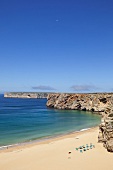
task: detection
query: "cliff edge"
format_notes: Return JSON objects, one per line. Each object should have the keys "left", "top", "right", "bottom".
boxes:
{"left": 46, "top": 93, "right": 113, "bottom": 112}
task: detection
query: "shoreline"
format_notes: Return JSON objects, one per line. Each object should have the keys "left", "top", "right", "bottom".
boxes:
{"left": 1, "top": 126, "right": 113, "bottom": 170}
{"left": 0, "top": 126, "right": 98, "bottom": 153}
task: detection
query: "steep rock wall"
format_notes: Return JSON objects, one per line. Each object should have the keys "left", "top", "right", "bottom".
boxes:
{"left": 98, "top": 96, "right": 113, "bottom": 152}
{"left": 47, "top": 93, "right": 113, "bottom": 113}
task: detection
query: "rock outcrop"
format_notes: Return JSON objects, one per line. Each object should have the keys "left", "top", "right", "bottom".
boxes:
{"left": 47, "top": 93, "right": 113, "bottom": 152}
{"left": 98, "top": 95, "right": 113, "bottom": 152}
{"left": 47, "top": 93, "right": 113, "bottom": 113}
{"left": 4, "top": 92, "right": 49, "bottom": 98}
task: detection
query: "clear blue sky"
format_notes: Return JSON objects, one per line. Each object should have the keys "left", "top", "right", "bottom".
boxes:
{"left": 0, "top": 0, "right": 113, "bottom": 93}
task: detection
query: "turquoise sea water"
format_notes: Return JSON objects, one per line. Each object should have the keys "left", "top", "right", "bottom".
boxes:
{"left": 0, "top": 94, "right": 101, "bottom": 147}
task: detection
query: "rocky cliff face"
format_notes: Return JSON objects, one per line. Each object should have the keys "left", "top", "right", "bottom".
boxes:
{"left": 47, "top": 93, "right": 113, "bottom": 113}
{"left": 47, "top": 93, "right": 113, "bottom": 152}
{"left": 4, "top": 92, "right": 48, "bottom": 98}
{"left": 98, "top": 95, "right": 113, "bottom": 152}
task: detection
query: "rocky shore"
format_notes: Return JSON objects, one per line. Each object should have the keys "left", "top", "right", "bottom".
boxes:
{"left": 4, "top": 92, "right": 49, "bottom": 98}
{"left": 47, "top": 93, "right": 113, "bottom": 152}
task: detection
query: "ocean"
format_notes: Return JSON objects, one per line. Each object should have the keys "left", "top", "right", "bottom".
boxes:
{"left": 0, "top": 94, "right": 101, "bottom": 147}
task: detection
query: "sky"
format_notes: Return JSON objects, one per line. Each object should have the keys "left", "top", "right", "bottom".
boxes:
{"left": 0, "top": 0, "right": 113, "bottom": 93}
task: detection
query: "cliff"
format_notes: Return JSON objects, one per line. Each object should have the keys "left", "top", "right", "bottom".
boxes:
{"left": 47, "top": 93, "right": 113, "bottom": 152}
{"left": 4, "top": 92, "right": 49, "bottom": 98}
{"left": 46, "top": 93, "right": 113, "bottom": 113}
{"left": 98, "top": 96, "right": 113, "bottom": 152}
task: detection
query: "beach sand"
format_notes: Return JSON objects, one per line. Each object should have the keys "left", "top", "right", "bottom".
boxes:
{"left": 0, "top": 127, "right": 113, "bottom": 170}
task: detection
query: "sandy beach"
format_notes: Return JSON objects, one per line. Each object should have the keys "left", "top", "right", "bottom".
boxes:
{"left": 0, "top": 127, "right": 113, "bottom": 170}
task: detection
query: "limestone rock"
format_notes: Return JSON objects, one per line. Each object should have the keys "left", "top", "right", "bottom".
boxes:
{"left": 106, "top": 139, "right": 113, "bottom": 152}
{"left": 47, "top": 93, "right": 113, "bottom": 113}
{"left": 98, "top": 96, "right": 113, "bottom": 152}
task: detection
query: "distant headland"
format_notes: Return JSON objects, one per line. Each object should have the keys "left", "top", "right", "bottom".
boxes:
{"left": 4, "top": 92, "right": 49, "bottom": 98}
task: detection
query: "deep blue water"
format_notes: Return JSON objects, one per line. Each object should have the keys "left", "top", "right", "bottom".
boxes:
{"left": 0, "top": 94, "right": 101, "bottom": 146}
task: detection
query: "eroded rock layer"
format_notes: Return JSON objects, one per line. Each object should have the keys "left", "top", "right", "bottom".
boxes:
{"left": 47, "top": 93, "right": 113, "bottom": 113}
